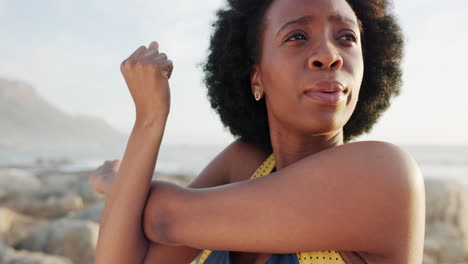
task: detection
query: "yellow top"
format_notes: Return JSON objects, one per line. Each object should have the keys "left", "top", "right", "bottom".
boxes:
{"left": 197, "top": 155, "right": 346, "bottom": 264}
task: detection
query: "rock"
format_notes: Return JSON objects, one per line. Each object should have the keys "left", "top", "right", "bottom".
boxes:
{"left": 0, "top": 208, "right": 46, "bottom": 246}
{"left": 35, "top": 173, "right": 79, "bottom": 194}
{"left": 424, "top": 178, "right": 468, "bottom": 261}
{"left": 424, "top": 237, "right": 441, "bottom": 261}
{"left": 36, "top": 171, "right": 105, "bottom": 206}
{"left": 0, "top": 241, "right": 7, "bottom": 261}
{"left": 35, "top": 157, "right": 73, "bottom": 167}
{"left": 66, "top": 202, "right": 104, "bottom": 223}
{"left": 425, "top": 178, "right": 468, "bottom": 229}
{"left": 422, "top": 254, "right": 437, "bottom": 264}
{"left": 424, "top": 223, "right": 466, "bottom": 263}
{"left": 154, "top": 172, "right": 194, "bottom": 186}
{"left": 1, "top": 241, "right": 72, "bottom": 264}
{"left": 74, "top": 176, "right": 105, "bottom": 205}
{"left": 0, "top": 169, "right": 42, "bottom": 199}
{"left": 1, "top": 169, "right": 88, "bottom": 218}
{"left": 15, "top": 219, "right": 98, "bottom": 264}
{"left": 2, "top": 192, "right": 84, "bottom": 219}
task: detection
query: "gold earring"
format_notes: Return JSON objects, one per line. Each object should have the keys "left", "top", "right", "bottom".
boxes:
{"left": 254, "top": 90, "right": 263, "bottom": 101}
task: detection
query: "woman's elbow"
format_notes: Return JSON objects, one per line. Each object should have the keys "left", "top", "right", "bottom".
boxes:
{"left": 143, "top": 181, "right": 183, "bottom": 246}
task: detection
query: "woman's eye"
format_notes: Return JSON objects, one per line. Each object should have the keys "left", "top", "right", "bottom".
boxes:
{"left": 286, "top": 32, "right": 307, "bottom": 42}
{"left": 339, "top": 34, "right": 357, "bottom": 43}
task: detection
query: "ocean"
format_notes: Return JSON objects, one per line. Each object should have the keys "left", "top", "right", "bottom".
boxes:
{"left": 0, "top": 144, "right": 467, "bottom": 184}
{"left": 402, "top": 145, "right": 468, "bottom": 184}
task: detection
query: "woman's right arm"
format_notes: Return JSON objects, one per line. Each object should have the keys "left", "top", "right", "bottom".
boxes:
{"left": 90, "top": 139, "right": 269, "bottom": 263}
{"left": 95, "top": 41, "right": 175, "bottom": 264}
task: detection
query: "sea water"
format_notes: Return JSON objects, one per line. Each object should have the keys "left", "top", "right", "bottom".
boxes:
{"left": 1, "top": 144, "right": 466, "bottom": 184}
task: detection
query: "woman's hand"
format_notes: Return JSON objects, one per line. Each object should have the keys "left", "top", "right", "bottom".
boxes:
{"left": 120, "top": 41, "right": 173, "bottom": 124}
{"left": 88, "top": 160, "right": 121, "bottom": 195}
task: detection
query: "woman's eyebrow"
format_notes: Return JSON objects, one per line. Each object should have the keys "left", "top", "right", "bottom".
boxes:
{"left": 276, "top": 15, "right": 315, "bottom": 37}
{"left": 328, "top": 13, "right": 358, "bottom": 28}
{"left": 276, "top": 13, "right": 358, "bottom": 37}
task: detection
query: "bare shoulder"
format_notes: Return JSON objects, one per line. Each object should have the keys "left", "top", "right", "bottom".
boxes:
{"left": 187, "top": 139, "right": 268, "bottom": 188}
{"left": 322, "top": 140, "right": 425, "bottom": 226}
{"left": 335, "top": 141, "right": 423, "bottom": 185}
{"left": 224, "top": 139, "right": 270, "bottom": 183}
{"left": 339, "top": 140, "right": 413, "bottom": 158}
{"left": 322, "top": 141, "right": 425, "bottom": 262}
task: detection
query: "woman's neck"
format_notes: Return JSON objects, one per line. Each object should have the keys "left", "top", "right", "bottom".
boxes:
{"left": 270, "top": 130, "right": 344, "bottom": 170}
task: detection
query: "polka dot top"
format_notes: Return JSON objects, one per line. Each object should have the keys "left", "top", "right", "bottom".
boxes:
{"left": 197, "top": 155, "right": 368, "bottom": 264}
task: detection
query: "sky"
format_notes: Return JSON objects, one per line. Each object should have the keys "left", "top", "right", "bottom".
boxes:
{"left": 0, "top": 0, "right": 467, "bottom": 146}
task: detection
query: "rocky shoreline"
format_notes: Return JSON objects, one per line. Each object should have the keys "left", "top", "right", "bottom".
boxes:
{"left": 1, "top": 166, "right": 467, "bottom": 264}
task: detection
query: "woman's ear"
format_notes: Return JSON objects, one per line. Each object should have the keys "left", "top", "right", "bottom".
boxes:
{"left": 250, "top": 64, "right": 263, "bottom": 94}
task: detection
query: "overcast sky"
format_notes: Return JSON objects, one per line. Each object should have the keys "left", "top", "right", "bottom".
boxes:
{"left": 1, "top": 0, "right": 467, "bottom": 146}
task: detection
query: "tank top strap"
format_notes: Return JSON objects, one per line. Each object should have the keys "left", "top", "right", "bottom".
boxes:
{"left": 249, "top": 154, "right": 276, "bottom": 179}
{"left": 198, "top": 250, "right": 213, "bottom": 264}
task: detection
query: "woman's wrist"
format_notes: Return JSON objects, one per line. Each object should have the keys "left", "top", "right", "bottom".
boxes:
{"left": 134, "top": 113, "right": 168, "bottom": 131}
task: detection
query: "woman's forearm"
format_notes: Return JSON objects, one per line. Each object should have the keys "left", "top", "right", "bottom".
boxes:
{"left": 95, "top": 117, "right": 167, "bottom": 264}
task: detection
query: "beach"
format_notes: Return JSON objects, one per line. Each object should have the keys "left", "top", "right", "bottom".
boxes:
{"left": 0, "top": 145, "right": 467, "bottom": 264}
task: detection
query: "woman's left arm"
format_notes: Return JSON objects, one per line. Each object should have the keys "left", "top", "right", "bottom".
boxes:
{"left": 145, "top": 141, "right": 425, "bottom": 262}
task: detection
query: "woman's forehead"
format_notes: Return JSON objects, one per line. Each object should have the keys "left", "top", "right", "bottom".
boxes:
{"left": 264, "top": 0, "right": 358, "bottom": 30}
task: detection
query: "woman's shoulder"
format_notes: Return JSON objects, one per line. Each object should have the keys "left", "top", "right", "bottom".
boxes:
{"left": 338, "top": 141, "right": 420, "bottom": 174}
{"left": 188, "top": 139, "right": 269, "bottom": 188}
{"left": 224, "top": 139, "right": 270, "bottom": 183}
{"left": 341, "top": 140, "right": 405, "bottom": 151}
{"left": 317, "top": 140, "right": 422, "bottom": 183}
{"left": 336, "top": 141, "right": 425, "bottom": 262}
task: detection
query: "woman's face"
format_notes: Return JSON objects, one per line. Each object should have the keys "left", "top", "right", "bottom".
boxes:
{"left": 253, "top": 0, "right": 364, "bottom": 137}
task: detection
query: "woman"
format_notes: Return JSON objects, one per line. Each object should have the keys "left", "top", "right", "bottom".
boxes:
{"left": 93, "top": 0, "right": 425, "bottom": 263}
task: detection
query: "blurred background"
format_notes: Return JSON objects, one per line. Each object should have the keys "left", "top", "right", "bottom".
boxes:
{"left": 0, "top": 0, "right": 467, "bottom": 263}
{"left": 0, "top": 0, "right": 467, "bottom": 175}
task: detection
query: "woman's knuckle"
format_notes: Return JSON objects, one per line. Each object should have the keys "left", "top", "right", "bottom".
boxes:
{"left": 167, "top": 61, "right": 174, "bottom": 70}
{"left": 123, "top": 59, "right": 138, "bottom": 70}
{"left": 142, "top": 61, "right": 155, "bottom": 70}
{"left": 148, "top": 61, "right": 161, "bottom": 72}
{"left": 134, "top": 60, "right": 145, "bottom": 69}
{"left": 120, "top": 61, "right": 129, "bottom": 70}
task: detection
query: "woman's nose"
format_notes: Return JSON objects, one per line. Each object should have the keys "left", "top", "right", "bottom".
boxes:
{"left": 307, "top": 42, "right": 343, "bottom": 71}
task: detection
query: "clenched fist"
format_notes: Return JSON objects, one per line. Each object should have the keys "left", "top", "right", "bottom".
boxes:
{"left": 120, "top": 41, "right": 173, "bottom": 123}
{"left": 88, "top": 160, "right": 121, "bottom": 195}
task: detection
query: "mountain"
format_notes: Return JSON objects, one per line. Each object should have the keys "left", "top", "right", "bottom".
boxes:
{"left": 0, "top": 77, "right": 127, "bottom": 160}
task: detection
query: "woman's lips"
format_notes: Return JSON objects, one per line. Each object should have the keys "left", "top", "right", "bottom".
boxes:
{"left": 304, "top": 81, "right": 347, "bottom": 105}
{"left": 304, "top": 90, "right": 347, "bottom": 105}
